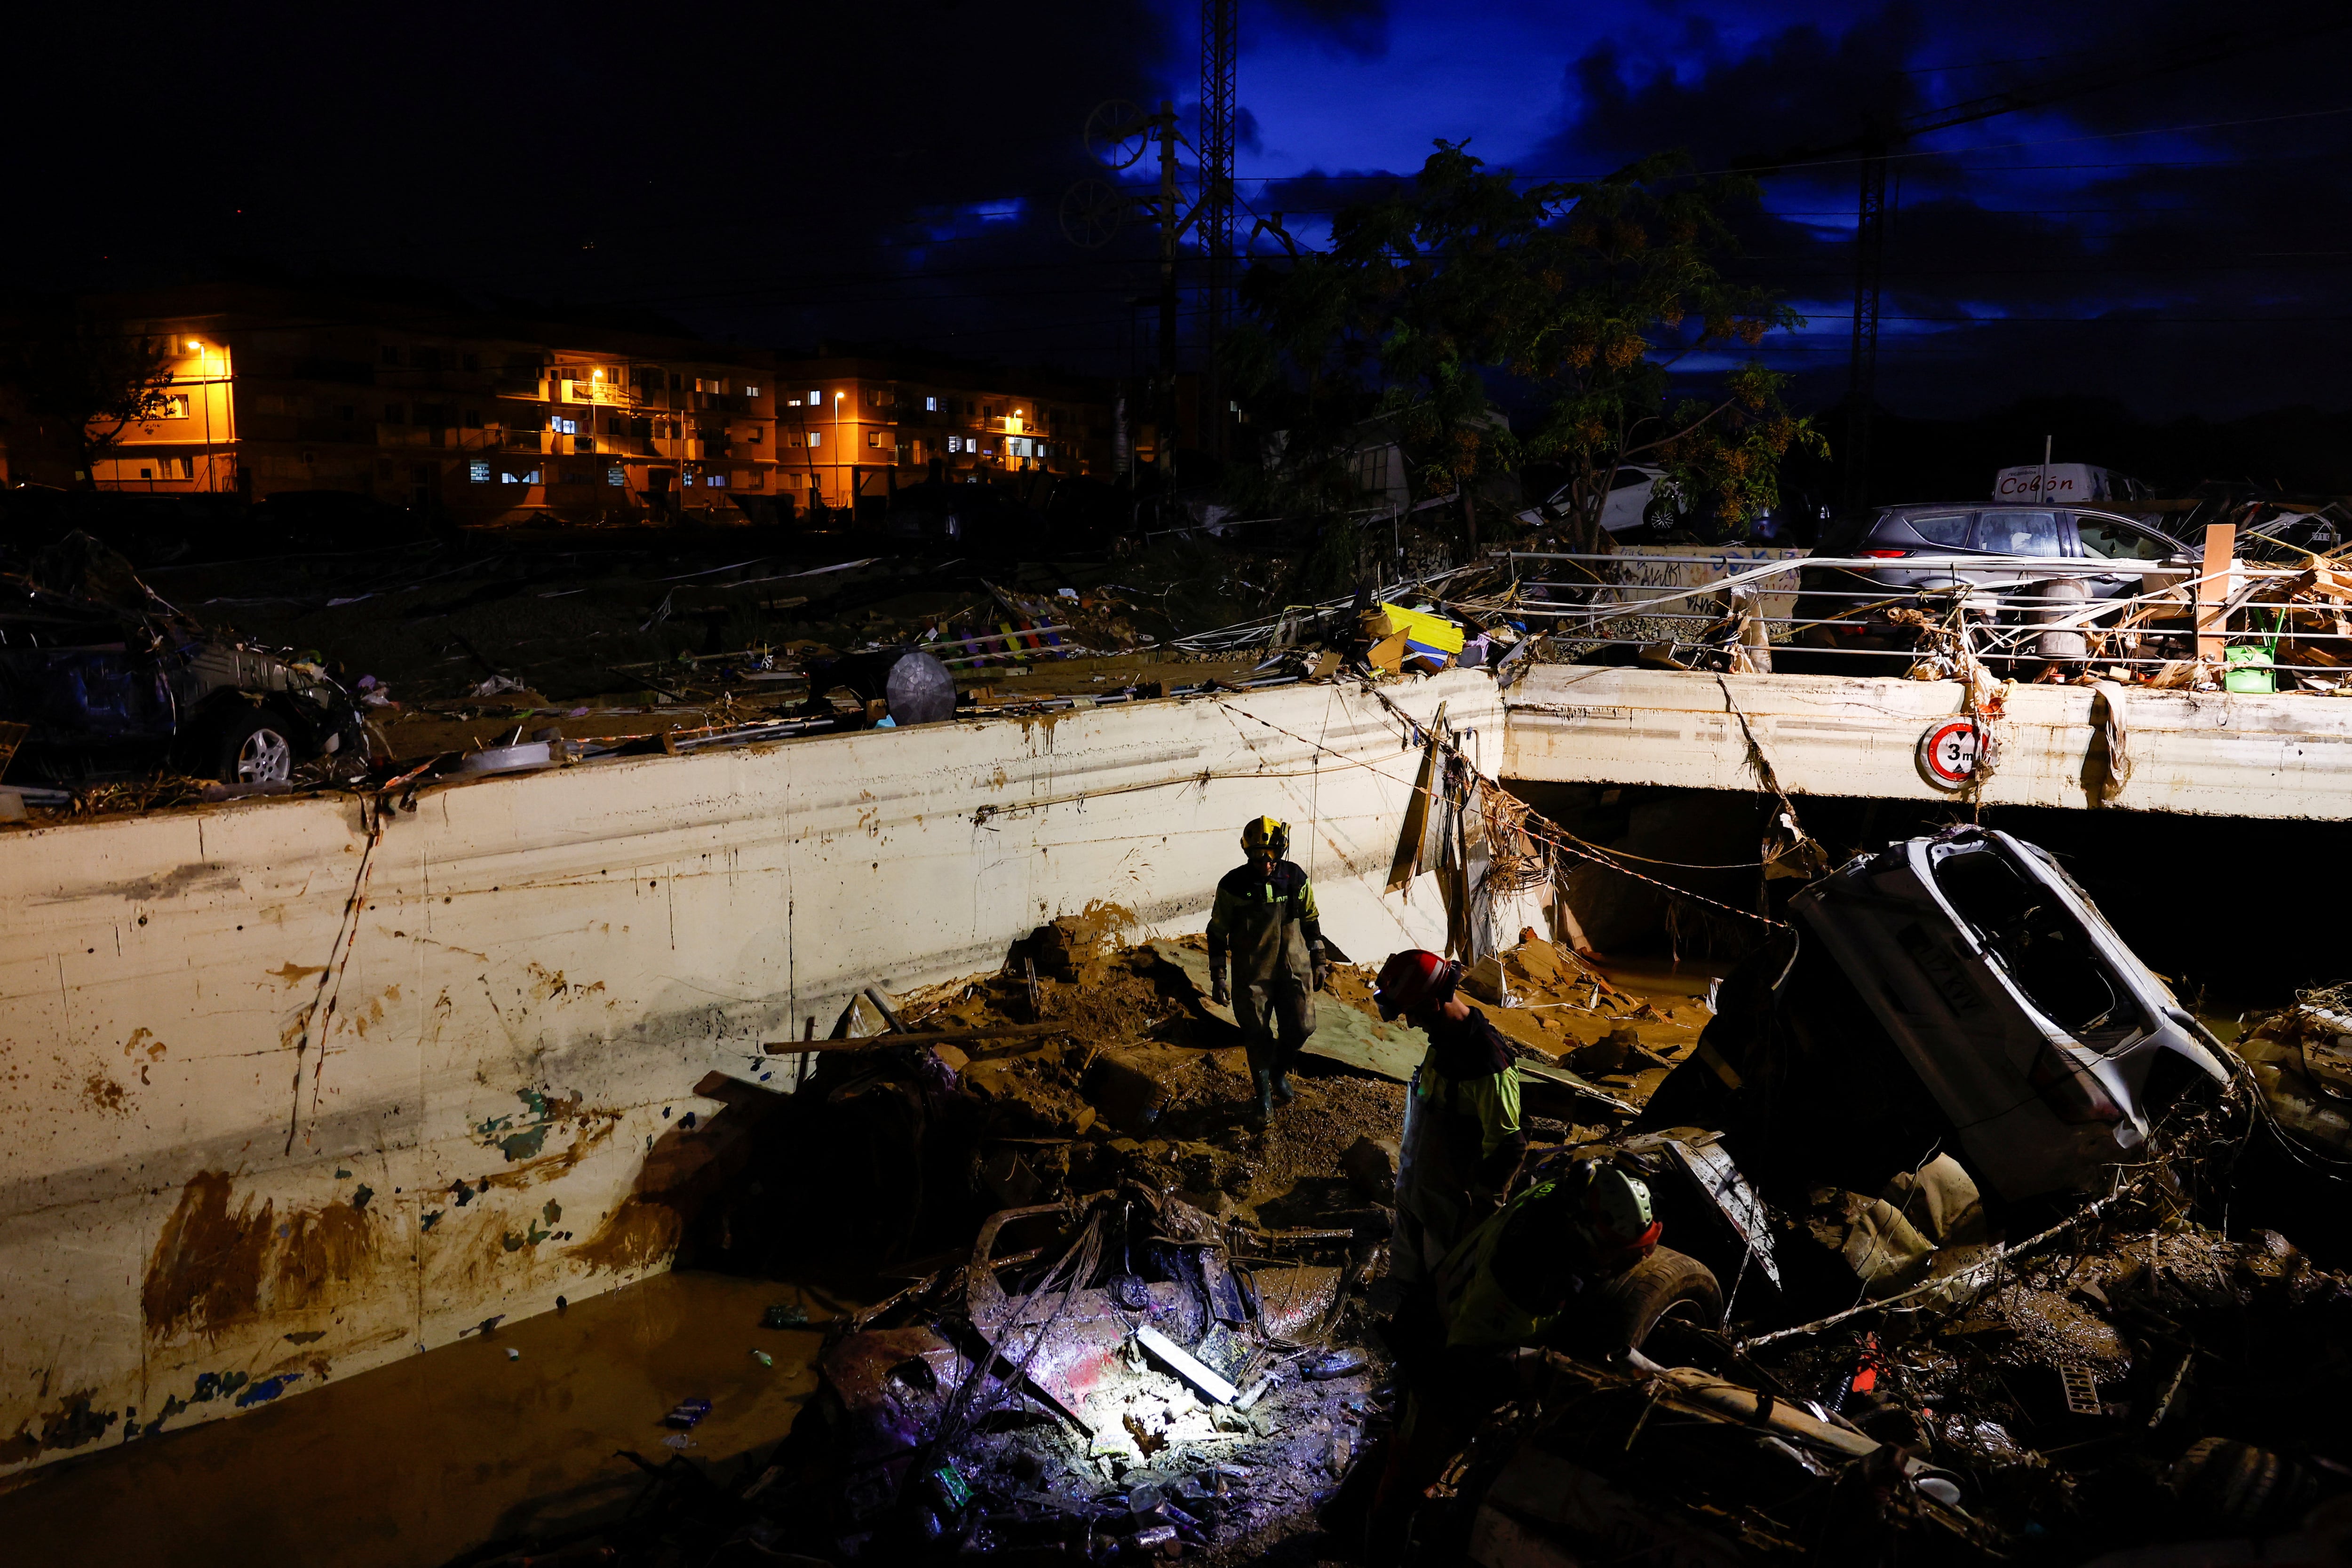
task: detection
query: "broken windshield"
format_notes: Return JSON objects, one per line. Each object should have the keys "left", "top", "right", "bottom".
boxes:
{"left": 1931, "top": 844, "right": 2135, "bottom": 1045}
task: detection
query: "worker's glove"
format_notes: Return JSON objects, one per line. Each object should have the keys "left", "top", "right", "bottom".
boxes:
{"left": 1311, "top": 962, "right": 1328, "bottom": 993}
{"left": 1210, "top": 971, "right": 1231, "bottom": 1006}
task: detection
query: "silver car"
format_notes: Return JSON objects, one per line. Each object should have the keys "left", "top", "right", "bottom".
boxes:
{"left": 1792, "top": 504, "right": 2191, "bottom": 658}
{"left": 1793, "top": 827, "right": 2231, "bottom": 1201}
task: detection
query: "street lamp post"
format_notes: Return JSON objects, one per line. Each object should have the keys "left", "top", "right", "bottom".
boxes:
{"left": 833, "top": 389, "right": 845, "bottom": 521}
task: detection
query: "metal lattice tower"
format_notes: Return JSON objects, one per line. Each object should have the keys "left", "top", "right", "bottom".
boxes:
{"left": 1200, "top": 0, "right": 1236, "bottom": 460}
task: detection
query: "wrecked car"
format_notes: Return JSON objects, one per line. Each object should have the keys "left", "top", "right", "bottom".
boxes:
{"left": 1795, "top": 826, "right": 2233, "bottom": 1200}
{"left": 0, "top": 574, "right": 365, "bottom": 786}
{"left": 1650, "top": 827, "right": 2233, "bottom": 1207}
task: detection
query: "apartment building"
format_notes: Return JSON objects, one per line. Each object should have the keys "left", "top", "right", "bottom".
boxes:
{"left": 75, "top": 285, "right": 782, "bottom": 525}
{"left": 769, "top": 349, "right": 1116, "bottom": 514}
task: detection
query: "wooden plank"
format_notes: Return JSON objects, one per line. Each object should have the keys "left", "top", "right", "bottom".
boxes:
{"left": 2196, "top": 523, "right": 2235, "bottom": 662}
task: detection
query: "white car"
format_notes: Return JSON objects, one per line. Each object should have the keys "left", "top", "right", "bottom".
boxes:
{"left": 1792, "top": 827, "right": 2231, "bottom": 1201}
{"left": 1536, "top": 466, "right": 1675, "bottom": 535}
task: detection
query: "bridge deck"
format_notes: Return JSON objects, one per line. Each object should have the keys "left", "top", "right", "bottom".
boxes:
{"left": 1502, "top": 665, "right": 2352, "bottom": 819}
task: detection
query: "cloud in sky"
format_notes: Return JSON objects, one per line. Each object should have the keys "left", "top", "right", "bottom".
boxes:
{"left": 6, "top": 0, "right": 2350, "bottom": 422}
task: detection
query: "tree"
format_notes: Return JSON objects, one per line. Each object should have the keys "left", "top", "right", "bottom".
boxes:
{"left": 1228, "top": 144, "right": 1823, "bottom": 556}
{"left": 0, "top": 303, "right": 175, "bottom": 487}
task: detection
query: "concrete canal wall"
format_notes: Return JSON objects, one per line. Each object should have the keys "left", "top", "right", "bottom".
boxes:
{"left": 1505, "top": 665, "right": 2352, "bottom": 819}
{"left": 0, "top": 673, "right": 1505, "bottom": 1473}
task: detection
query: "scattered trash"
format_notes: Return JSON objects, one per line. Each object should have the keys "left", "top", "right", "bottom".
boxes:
{"left": 751, "top": 1349, "right": 774, "bottom": 1368}
{"left": 663, "top": 1399, "right": 711, "bottom": 1430}
{"left": 1300, "top": 1348, "right": 1368, "bottom": 1382}
{"left": 762, "top": 1303, "right": 809, "bottom": 1330}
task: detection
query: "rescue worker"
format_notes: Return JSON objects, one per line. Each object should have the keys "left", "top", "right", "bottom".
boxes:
{"left": 1352, "top": 1161, "right": 1669, "bottom": 1562}
{"left": 1206, "top": 816, "right": 1325, "bottom": 1129}
{"left": 1373, "top": 948, "right": 1527, "bottom": 1287}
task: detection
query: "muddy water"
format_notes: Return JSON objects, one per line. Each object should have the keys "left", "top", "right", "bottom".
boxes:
{"left": 0, "top": 1272, "right": 833, "bottom": 1568}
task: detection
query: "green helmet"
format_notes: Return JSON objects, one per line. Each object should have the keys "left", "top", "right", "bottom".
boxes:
{"left": 1568, "top": 1160, "right": 1660, "bottom": 1258}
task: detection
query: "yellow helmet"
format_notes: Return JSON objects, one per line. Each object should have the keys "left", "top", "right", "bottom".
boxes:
{"left": 1241, "top": 816, "right": 1290, "bottom": 859}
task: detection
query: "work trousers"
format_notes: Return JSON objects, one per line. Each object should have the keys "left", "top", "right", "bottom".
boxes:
{"left": 1234, "top": 974, "right": 1315, "bottom": 1077}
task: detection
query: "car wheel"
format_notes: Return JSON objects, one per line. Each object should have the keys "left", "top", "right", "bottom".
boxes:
{"left": 1586, "top": 1246, "right": 1723, "bottom": 1354}
{"left": 214, "top": 710, "right": 296, "bottom": 785}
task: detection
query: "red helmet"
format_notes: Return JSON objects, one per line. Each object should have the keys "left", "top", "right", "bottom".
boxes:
{"left": 1375, "top": 949, "right": 1459, "bottom": 1020}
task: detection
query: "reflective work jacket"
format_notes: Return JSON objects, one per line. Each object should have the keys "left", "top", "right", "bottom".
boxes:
{"left": 1413, "top": 1006, "right": 1526, "bottom": 1194}
{"left": 1435, "top": 1179, "right": 1600, "bottom": 1350}
{"left": 1205, "top": 860, "right": 1321, "bottom": 987}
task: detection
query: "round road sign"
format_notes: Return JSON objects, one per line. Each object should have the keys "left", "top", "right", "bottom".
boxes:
{"left": 1918, "top": 718, "right": 1989, "bottom": 790}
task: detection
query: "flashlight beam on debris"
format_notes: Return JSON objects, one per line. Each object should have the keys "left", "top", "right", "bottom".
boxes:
{"left": 1135, "top": 1323, "right": 1240, "bottom": 1405}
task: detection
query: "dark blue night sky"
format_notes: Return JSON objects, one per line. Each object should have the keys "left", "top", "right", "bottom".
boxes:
{"left": 12, "top": 1, "right": 2350, "bottom": 424}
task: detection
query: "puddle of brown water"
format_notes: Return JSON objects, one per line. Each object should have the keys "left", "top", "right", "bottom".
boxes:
{"left": 0, "top": 1271, "right": 834, "bottom": 1568}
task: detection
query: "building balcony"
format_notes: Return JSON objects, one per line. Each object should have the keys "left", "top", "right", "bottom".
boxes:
{"left": 557, "top": 380, "right": 636, "bottom": 407}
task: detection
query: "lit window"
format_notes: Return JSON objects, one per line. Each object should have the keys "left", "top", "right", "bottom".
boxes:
{"left": 501, "top": 468, "right": 541, "bottom": 485}
{"left": 707, "top": 474, "right": 726, "bottom": 487}
{"left": 469, "top": 459, "right": 491, "bottom": 483}
{"left": 744, "top": 384, "right": 760, "bottom": 397}
{"left": 787, "top": 397, "right": 802, "bottom": 407}
{"left": 947, "top": 436, "right": 960, "bottom": 453}
{"left": 925, "top": 396, "right": 938, "bottom": 411}
{"left": 808, "top": 430, "right": 821, "bottom": 448}
{"left": 809, "top": 389, "right": 820, "bottom": 404}
{"left": 606, "top": 465, "right": 626, "bottom": 486}
{"left": 551, "top": 415, "right": 579, "bottom": 435}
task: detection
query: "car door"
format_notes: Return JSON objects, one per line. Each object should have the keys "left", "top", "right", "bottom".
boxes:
{"left": 1597, "top": 466, "right": 1665, "bottom": 533}
{"left": 2068, "top": 511, "right": 2190, "bottom": 602}
{"left": 1967, "top": 509, "right": 2065, "bottom": 589}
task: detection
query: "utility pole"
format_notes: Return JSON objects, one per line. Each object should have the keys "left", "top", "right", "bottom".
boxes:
{"left": 1842, "top": 138, "right": 1886, "bottom": 515}
{"left": 1199, "top": 0, "right": 1237, "bottom": 465}
{"left": 1157, "top": 99, "right": 1180, "bottom": 479}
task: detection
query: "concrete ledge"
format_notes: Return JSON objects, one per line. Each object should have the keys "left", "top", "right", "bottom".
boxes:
{"left": 1504, "top": 665, "right": 2352, "bottom": 819}
{"left": 0, "top": 672, "right": 1510, "bottom": 1475}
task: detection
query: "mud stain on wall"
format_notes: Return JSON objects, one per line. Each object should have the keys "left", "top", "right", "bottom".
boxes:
{"left": 81, "top": 1071, "right": 129, "bottom": 1115}
{"left": 565, "top": 1195, "right": 683, "bottom": 1276}
{"left": 142, "top": 1172, "right": 383, "bottom": 1344}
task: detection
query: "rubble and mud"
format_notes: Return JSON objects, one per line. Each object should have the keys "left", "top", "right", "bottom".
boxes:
{"left": 429, "top": 832, "right": 2352, "bottom": 1568}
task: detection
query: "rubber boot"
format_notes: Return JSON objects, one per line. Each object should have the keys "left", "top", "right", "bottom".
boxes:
{"left": 1270, "top": 1066, "right": 1296, "bottom": 1107}
{"left": 1248, "top": 1069, "right": 1274, "bottom": 1130}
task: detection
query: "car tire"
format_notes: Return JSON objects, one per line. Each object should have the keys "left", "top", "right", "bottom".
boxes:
{"left": 212, "top": 709, "right": 298, "bottom": 785}
{"left": 1587, "top": 1246, "right": 1723, "bottom": 1354}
